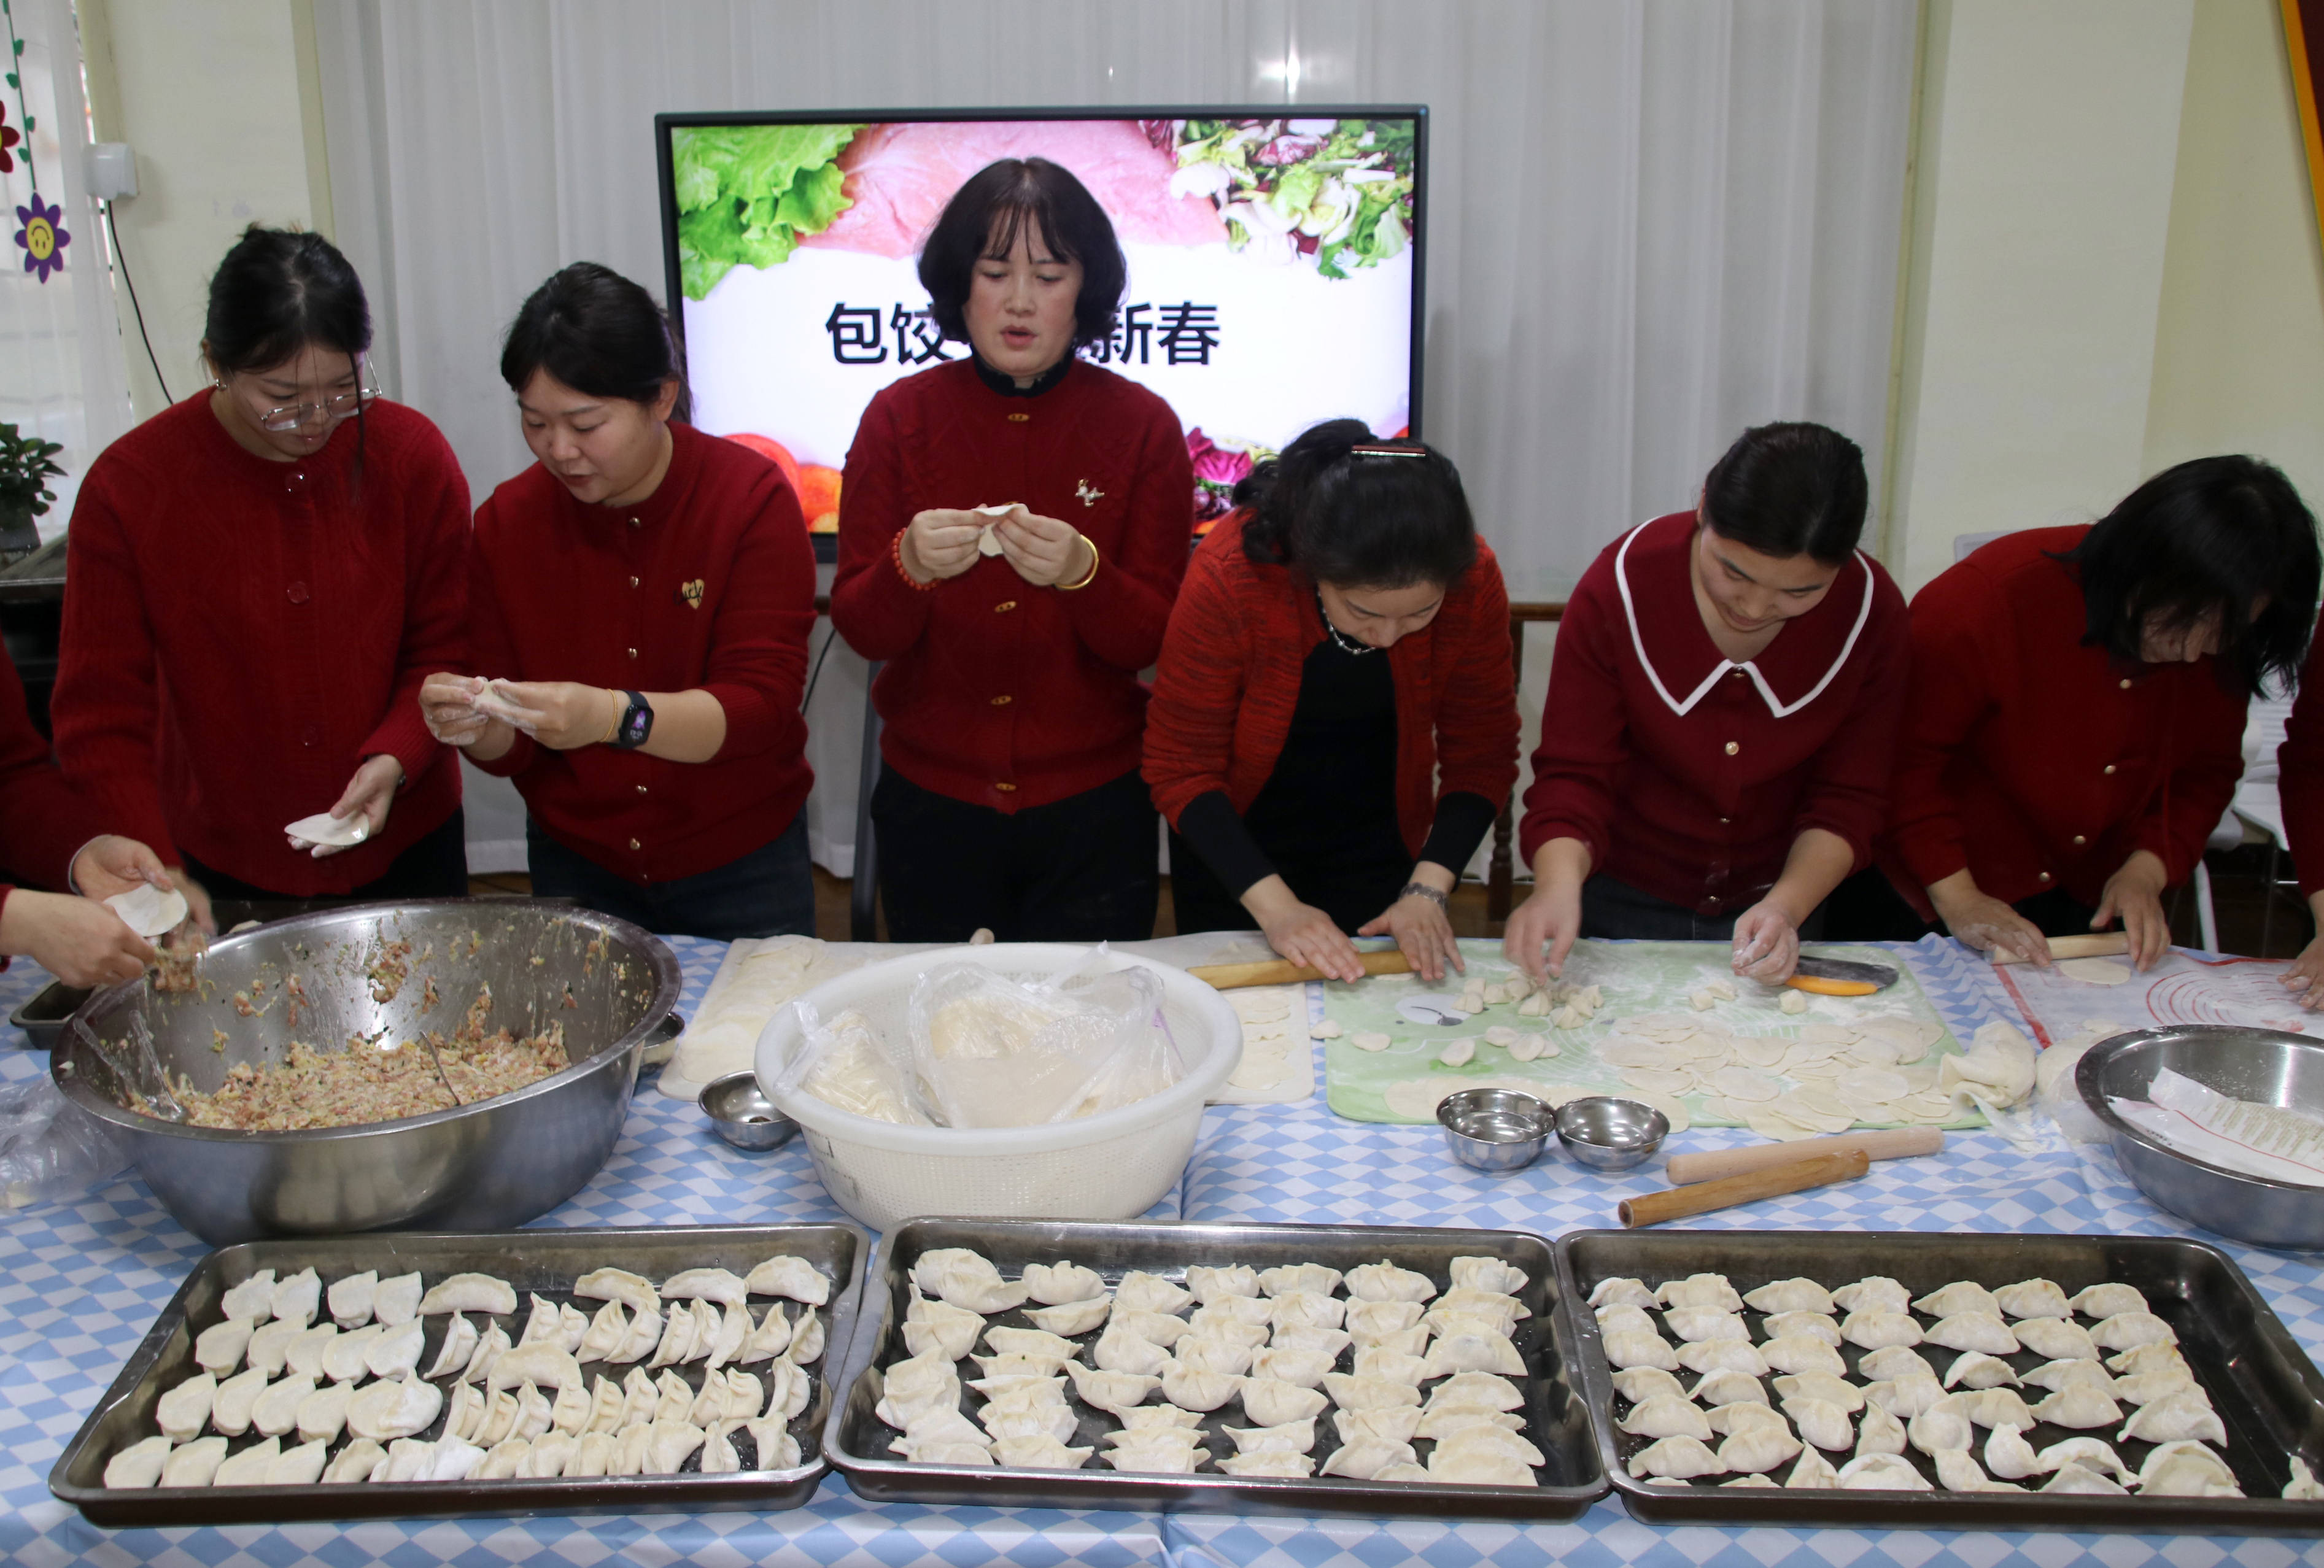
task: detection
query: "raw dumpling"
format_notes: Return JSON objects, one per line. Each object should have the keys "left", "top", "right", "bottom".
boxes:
{"left": 157, "top": 1372, "right": 217, "bottom": 1443}
{"left": 1344, "top": 1259, "right": 1438, "bottom": 1304}
{"left": 574, "top": 1267, "right": 659, "bottom": 1315}
{"left": 2040, "top": 1461, "right": 2129, "bottom": 1495}
{"left": 1188, "top": 1297, "right": 1271, "bottom": 1332}
{"left": 2068, "top": 1283, "right": 2148, "bottom": 1319}
{"left": 1953, "top": 1388, "right": 2035, "bottom": 1431}
{"left": 1061, "top": 1361, "right": 1159, "bottom": 1417}
{"left": 1268, "top": 1291, "right": 1346, "bottom": 1332}
{"left": 1719, "top": 1425, "right": 1804, "bottom": 1473}
{"left": 1984, "top": 1422, "right": 2041, "bottom": 1480}
{"left": 194, "top": 1319, "right": 255, "bottom": 1378}
{"left": 1269, "top": 1324, "right": 1349, "bottom": 1361}
{"left": 1627, "top": 1435, "right": 1724, "bottom": 1480}
{"left": 743, "top": 1255, "right": 829, "bottom": 1305}
{"left": 2090, "top": 1311, "right": 2177, "bottom": 1351}
{"left": 219, "top": 1270, "right": 277, "bottom": 1324}
{"left": 271, "top": 1268, "right": 322, "bottom": 1327}
{"left": 1185, "top": 1264, "right": 1260, "bottom": 1302}
{"left": 1318, "top": 1373, "right": 1423, "bottom": 1412}
{"left": 2120, "top": 1389, "right": 2228, "bottom": 1446}
{"left": 1024, "top": 1296, "right": 1110, "bottom": 1337}
{"left": 1111, "top": 1272, "right": 1192, "bottom": 1316}
{"left": 1839, "top": 1310, "right": 1921, "bottom": 1351}
{"left": 369, "top": 1272, "right": 421, "bottom": 1329}
{"left": 2031, "top": 1385, "right": 2122, "bottom": 1430}
{"left": 2037, "top": 1436, "right": 2132, "bottom": 1479}
{"left": 160, "top": 1436, "right": 230, "bottom": 1488}
{"left": 1689, "top": 1370, "right": 1767, "bottom": 1407}
{"left": 1934, "top": 1446, "right": 2020, "bottom": 1492}
{"left": 1665, "top": 1308, "right": 1749, "bottom": 1343}
{"left": 1424, "top": 1333, "right": 1527, "bottom": 1379}
{"left": 1742, "top": 1278, "right": 1836, "bottom": 1316}
{"left": 285, "top": 1324, "right": 337, "bottom": 1380}
{"left": 1992, "top": 1279, "right": 2071, "bottom": 1320}
{"left": 1611, "top": 1367, "right": 1691, "bottom": 1406}
{"left": 1160, "top": 1361, "right": 1242, "bottom": 1412}
{"left": 247, "top": 1319, "right": 301, "bottom": 1379}
{"left": 1021, "top": 1261, "right": 1106, "bottom": 1305}
{"left": 1703, "top": 1400, "right": 1788, "bottom": 1436}
{"left": 1907, "top": 1399, "right": 1975, "bottom": 1455}
{"left": 1239, "top": 1377, "right": 1329, "bottom": 1428}
{"left": 252, "top": 1372, "right": 316, "bottom": 1437}
{"left": 1675, "top": 1339, "right": 1767, "bottom": 1377}
{"left": 1862, "top": 1372, "right": 1946, "bottom": 1419}
{"left": 347, "top": 1375, "right": 444, "bottom": 1442}
{"left": 1320, "top": 1438, "right": 1420, "bottom": 1480}
{"left": 418, "top": 1273, "right": 517, "bottom": 1316}
{"left": 103, "top": 1434, "right": 173, "bottom": 1490}
{"left": 1942, "top": 1352, "right": 2021, "bottom": 1391}
{"left": 1447, "top": 1257, "right": 1525, "bottom": 1296}
{"left": 994, "top": 1434, "right": 1096, "bottom": 1469}
{"left": 1854, "top": 1402, "right": 1907, "bottom": 1458}
{"left": 2115, "top": 1366, "right": 2203, "bottom": 1405}
{"left": 211, "top": 1366, "right": 269, "bottom": 1436}
{"left": 2139, "top": 1440, "right": 2241, "bottom": 1496}
{"left": 1762, "top": 1311, "right": 1843, "bottom": 1348}
{"left": 1786, "top": 1449, "right": 1841, "bottom": 1489}
{"left": 322, "top": 1439, "right": 384, "bottom": 1483}
{"left": 2013, "top": 1316, "right": 2101, "bottom": 1362}
{"left": 2105, "top": 1342, "right": 2189, "bottom": 1377}
{"left": 1617, "top": 1394, "right": 1713, "bottom": 1442}
{"left": 1331, "top": 1408, "right": 1419, "bottom": 1446}
{"left": 1218, "top": 1450, "right": 1312, "bottom": 1478}
{"left": 1758, "top": 1335, "right": 1845, "bottom": 1377}
{"left": 1657, "top": 1274, "right": 1744, "bottom": 1313}
{"left": 1350, "top": 1345, "right": 1428, "bottom": 1386}
{"left": 1830, "top": 1278, "right": 1910, "bottom": 1316}
{"left": 1589, "top": 1277, "right": 1658, "bottom": 1310}
{"left": 1091, "top": 1326, "right": 1171, "bottom": 1377}
{"left": 1782, "top": 1397, "right": 1856, "bottom": 1452}
{"left": 1837, "top": 1452, "right": 1931, "bottom": 1490}
{"left": 1414, "top": 1407, "right": 1524, "bottom": 1442}
{"left": 1911, "top": 1281, "right": 1999, "bottom": 1319}
{"left": 1249, "top": 1345, "right": 1336, "bottom": 1389}
{"left": 1428, "top": 1372, "right": 1524, "bottom": 1412}
{"left": 1595, "top": 1304, "right": 1657, "bottom": 1337}
{"left": 1857, "top": 1345, "right": 1935, "bottom": 1383}
{"left": 1772, "top": 1372, "right": 1863, "bottom": 1413}
{"left": 1260, "top": 1261, "right": 1346, "bottom": 1297}
{"left": 2023, "top": 1358, "right": 2115, "bottom": 1395}
{"left": 790, "top": 1307, "right": 826, "bottom": 1364}
{"left": 1924, "top": 1312, "right": 2020, "bottom": 1356}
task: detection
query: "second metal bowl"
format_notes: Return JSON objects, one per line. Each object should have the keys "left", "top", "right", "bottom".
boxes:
{"left": 1436, "top": 1087, "right": 1555, "bottom": 1173}
{"left": 1555, "top": 1096, "right": 1670, "bottom": 1172}
{"left": 701, "top": 1070, "right": 799, "bottom": 1152}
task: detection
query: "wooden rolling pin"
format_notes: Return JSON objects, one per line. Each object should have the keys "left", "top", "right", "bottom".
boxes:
{"left": 1665, "top": 1128, "right": 1943, "bottom": 1186}
{"left": 1619, "top": 1149, "right": 1870, "bottom": 1229}
{"left": 1991, "top": 932, "right": 2128, "bottom": 966}
{"left": 1187, "top": 949, "right": 1414, "bottom": 991}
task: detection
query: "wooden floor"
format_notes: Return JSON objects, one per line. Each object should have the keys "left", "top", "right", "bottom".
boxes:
{"left": 470, "top": 850, "right": 2312, "bottom": 957}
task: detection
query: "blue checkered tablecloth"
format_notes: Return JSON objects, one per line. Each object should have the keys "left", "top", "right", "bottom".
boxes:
{"left": 3, "top": 933, "right": 2321, "bottom": 1568}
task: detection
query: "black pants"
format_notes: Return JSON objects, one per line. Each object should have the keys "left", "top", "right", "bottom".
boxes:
{"left": 526, "top": 814, "right": 814, "bottom": 942}
{"left": 1579, "top": 873, "right": 1829, "bottom": 943}
{"left": 871, "top": 766, "right": 1159, "bottom": 943}
{"left": 181, "top": 808, "right": 469, "bottom": 902}
{"left": 1820, "top": 867, "right": 2099, "bottom": 943}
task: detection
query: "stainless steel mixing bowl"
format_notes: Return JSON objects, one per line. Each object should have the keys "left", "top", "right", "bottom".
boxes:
{"left": 2077, "top": 1024, "right": 2324, "bottom": 1251}
{"left": 52, "top": 900, "right": 680, "bottom": 1245}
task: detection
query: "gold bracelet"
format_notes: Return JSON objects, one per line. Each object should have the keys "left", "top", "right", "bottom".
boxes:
{"left": 1056, "top": 532, "right": 1101, "bottom": 592}
{"left": 600, "top": 690, "right": 624, "bottom": 744}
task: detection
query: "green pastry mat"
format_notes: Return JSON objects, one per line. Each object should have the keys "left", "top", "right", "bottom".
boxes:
{"left": 1319, "top": 938, "right": 1981, "bottom": 1129}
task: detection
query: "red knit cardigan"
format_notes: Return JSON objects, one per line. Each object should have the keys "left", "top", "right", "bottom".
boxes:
{"left": 1143, "top": 511, "right": 1521, "bottom": 854}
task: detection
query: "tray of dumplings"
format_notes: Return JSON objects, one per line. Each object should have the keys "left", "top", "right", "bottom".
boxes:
{"left": 1557, "top": 1229, "right": 2324, "bottom": 1529}
{"left": 48, "top": 1222, "right": 867, "bottom": 1525}
{"left": 823, "top": 1217, "right": 1606, "bottom": 1518}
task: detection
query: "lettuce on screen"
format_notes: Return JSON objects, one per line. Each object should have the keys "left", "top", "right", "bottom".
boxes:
{"left": 674, "top": 124, "right": 864, "bottom": 299}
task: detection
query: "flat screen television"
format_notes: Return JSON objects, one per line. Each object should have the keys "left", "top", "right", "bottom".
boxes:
{"left": 654, "top": 107, "right": 1427, "bottom": 540}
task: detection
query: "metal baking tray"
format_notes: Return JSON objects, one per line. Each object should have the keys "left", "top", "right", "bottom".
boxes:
{"left": 826, "top": 1216, "right": 1605, "bottom": 1520}
{"left": 10, "top": 979, "right": 89, "bottom": 1048}
{"left": 1558, "top": 1229, "right": 2324, "bottom": 1531}
{"left": 48, "top": 1222, "right": 867, "bottom": 1525}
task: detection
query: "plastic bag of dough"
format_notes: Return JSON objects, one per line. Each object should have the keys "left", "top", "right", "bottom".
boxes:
{"left": 771, "top": 1003, "right": 935, "bottom": 1124}
{"left": 1941, "top": 1019, "right": 2044, "bottom": 1148}
{"left": 2032, "top": 1021, "right": 2129, "bottom": 1145}
{"left": 665, "top": 937, "right": 846, "bottom": 1098}
{"left": 902, "top": 952, "right": 1185, "bottom": 1128}
{"left": 0, "top": 1075, "right": 126, "bottom": 1211}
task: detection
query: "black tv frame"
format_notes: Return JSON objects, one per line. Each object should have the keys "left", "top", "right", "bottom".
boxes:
{"left": 652, "top": 104, "right": 1431, "bottom": 441}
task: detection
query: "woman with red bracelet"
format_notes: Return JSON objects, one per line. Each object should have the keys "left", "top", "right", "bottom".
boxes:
{"left": 1143, "top": 421, "right": 1519, "bottom": 983}
{"left": 829, "top": 157, "right": 1193, "bottom": 942}
{"left": 53, "top": 226, "right": 470, "bottom": 923}
{"left": 420, "top": 263, "right": 817, "bottom": 939}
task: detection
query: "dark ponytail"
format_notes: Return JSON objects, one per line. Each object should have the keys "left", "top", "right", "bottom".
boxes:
{"left": 501, "top": 262, "right": 691, "bottom": 420}
{"left": 1699, "top": 422, "right": 1869, "bottom": 566}
{"left": 1236, "top": 419, "right": 1476, "bottom": 589}
{"left": 204, "top": 225, "right": 371, "bottom": 375}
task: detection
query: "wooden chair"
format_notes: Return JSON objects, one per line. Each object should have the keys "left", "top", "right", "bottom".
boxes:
{"left": 1485, "top": 603, "right": 1567, "bottom": 927}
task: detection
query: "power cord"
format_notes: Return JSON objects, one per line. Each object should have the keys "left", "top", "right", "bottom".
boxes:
{"left": 103, "top": 199, "right": 171, "bottom": 404}
{"left": 799, "top": 621, "right": 840, "bottom": 711}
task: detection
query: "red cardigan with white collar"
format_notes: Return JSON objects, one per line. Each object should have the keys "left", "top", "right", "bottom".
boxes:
{"left": 1519, "top": 511, "right": 1910, "bottom": 915}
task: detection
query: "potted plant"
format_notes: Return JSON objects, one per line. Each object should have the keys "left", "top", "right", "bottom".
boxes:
{"left": 0, "top": 422, "right": 66, "bottom": 564}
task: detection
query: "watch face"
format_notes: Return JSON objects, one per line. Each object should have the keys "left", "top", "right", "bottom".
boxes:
{"left": 623, "top": 701, "right": 653, "bottom": 746}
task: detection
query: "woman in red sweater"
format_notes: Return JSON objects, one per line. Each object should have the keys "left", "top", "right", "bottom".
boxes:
{"left": 1870, "top": 457, "right": 2317, "bottom": 969}
{"left": 420, "top": 264, "right": 816, "bottom": 940}
{"left": 1144, "top": 422, "right": 1519, "bottom": 984}
{"left": 1506, "top": 424, "right": 1908, "bottom": 985}
{"left": 0, "top": 647, "right": 169, "bottom": 986}
{"left": 830, "top": 158, "right": 1193, "bottom": 942}
{"left": 54, "top": 228, "right": 470, "bottom": 919}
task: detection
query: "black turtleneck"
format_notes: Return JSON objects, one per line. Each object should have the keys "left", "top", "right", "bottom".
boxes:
{"left": 970, "top": 352, "right": 1075, "bottom": 400}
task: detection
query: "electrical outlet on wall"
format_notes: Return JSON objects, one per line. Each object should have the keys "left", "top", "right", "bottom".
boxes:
{"left": 82, "top": 143, "right": 137, "bottom": 201}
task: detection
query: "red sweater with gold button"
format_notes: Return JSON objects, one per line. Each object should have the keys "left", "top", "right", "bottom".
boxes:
{"left": 1519, "top": 512, "right": 1911, "bottom": 915}
{"left": 466, "top": 422, "right": 816, "bottom": 884}
{"left": 829, "top": 358, "right": 1193, "bottom": 811}
{"left": 53, "top": 393, "right": 468, "bottom": 894}
{"left": 1880, "top": 525, "right": 2248, "bottom": 916}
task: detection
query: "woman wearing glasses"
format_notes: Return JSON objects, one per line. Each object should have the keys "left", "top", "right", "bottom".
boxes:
{"left": 53, "top": 226, "right": 471, "bottom": 921}
{"left": 1143, "top": 421, "right": 1520, "bottom": 983}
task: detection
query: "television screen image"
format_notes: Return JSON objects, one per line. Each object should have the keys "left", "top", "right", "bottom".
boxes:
{"left": 656, "top": 109, "right": 1427, "bottom": 533}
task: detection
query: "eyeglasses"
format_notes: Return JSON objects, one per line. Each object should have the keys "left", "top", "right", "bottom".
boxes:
{"left": 247, "top": 360, "right": 382, "bottom": 431}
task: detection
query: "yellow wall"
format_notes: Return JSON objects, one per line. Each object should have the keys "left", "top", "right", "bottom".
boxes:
{"left": 2144, "top": 0, "right": 2324, "bottom": 513}
{"left": 80, "top": 0, "right": 325, "bottom": 422}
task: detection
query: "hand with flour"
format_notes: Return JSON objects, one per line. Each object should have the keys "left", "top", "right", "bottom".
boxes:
{"left": 2280, "top": 892, "right": 2324, "bottom": 1010}
{"left": 993, "top": 506, "right": 1095, "bottom": 589}
{"left": 1926, "top": 869, "right": 2050, "bottom": 965}
{"left": 1357, "top": 865, "right": 1465, "bottom": 983}
{"left": 1242, "top": 875, "right": 1366, "bottom": 983}
{"left": 1727, "top": 901, "right": 1801, "bottom": 984}
{"left": 2090, "top": 849, "right": 2172, "bottom": 970}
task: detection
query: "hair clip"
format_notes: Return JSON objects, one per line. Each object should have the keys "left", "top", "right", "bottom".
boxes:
{"left": 1350, "top": 442, "right": 1426, "bottom": 458}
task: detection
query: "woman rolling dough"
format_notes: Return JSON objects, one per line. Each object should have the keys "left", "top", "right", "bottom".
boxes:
{"left": 53, "top": 227, "right": 471, "bottom": 919}
{"left": 1505, "top": 423, "right": 1908, "bottom": 984}
{"left": 829, "top": 158, "right": 1193, "bottom": 941}
{"left": 420, "top": 264, "right": 817, "bottom": 938}
{"left": 1865, "top": 455, "right": 2317, "bottom": 969}
{"left": 1143, "top": 421, "right": 1520, "bottom": 983}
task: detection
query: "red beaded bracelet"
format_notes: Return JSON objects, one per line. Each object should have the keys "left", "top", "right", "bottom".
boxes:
{"left": 891, "top": 528, "right": 937, "bottom": 592}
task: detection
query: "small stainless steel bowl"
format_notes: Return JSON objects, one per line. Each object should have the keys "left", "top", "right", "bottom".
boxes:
{"left": 2078, "top": 1024, "right": 2324, "bottom": 1250}
{"left": 1556, "top": 1096, "right": 1670, "bottom": 1172}
{"left": 638, "top": 1010, "right": 684, "bottom": 1069}
{"left": 1436, "top": 1087, "right": 1555, "bottom": 1173}
{"left": 702, "top": 1071, "right": 798, "bottom": 1153}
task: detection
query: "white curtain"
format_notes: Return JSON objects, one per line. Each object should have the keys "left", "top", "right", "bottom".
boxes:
{"left": 311, "top": 0, "right": 1916, "bottom": 877}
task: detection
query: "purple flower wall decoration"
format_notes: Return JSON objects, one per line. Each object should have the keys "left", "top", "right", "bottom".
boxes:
{"left": 14, "top": 192, "right": 66, "bottom": 282}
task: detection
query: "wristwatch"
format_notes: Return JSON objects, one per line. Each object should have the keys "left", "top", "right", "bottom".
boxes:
{"left": 1398, "top": 881, "right": 1449, "bottom": 910}
{"left": 610, "top": 690, "right": 654, "bottom": 751}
